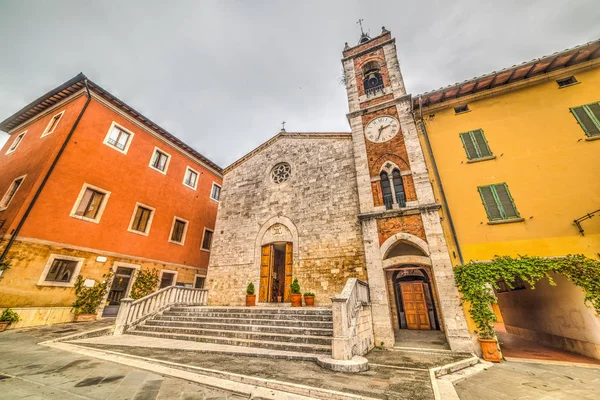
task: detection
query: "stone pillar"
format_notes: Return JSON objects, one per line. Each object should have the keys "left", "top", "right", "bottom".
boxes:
{"left": 114, "top": 298, "right": 133, "bottom": 335}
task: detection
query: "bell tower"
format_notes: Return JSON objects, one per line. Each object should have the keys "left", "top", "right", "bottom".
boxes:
{"left": 342, "top": 27, "right": 473, "bottom": 351}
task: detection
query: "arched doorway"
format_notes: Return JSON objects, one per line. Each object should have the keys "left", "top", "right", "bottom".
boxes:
{"left": 392, "top": 268, "right": 439, "bottom": 330}
{"left": 259, "top": 242, "right": 292, "bottom": 303}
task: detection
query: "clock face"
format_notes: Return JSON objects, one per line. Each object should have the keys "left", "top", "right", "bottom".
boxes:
{"left": 365, "top": 116, "right": 400, "bottom": 143}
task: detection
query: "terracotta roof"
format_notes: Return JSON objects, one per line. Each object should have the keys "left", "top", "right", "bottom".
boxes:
{"left": 0, "top": 73, "right": 222, "bottom": 173}
{"left": 415, "top": 39, "right": 600, "bottom": 108}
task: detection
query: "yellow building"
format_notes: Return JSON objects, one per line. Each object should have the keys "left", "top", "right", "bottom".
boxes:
{"left": 416, "top": 40, "right": 600, "bottom": 359}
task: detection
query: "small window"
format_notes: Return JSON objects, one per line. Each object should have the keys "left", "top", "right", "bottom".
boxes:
{"left": 149, "top": 147, "right": 171, "bottom": 174}
{"left": 210, "top": 183, "right": 221, "bottom": 201}
{"left": 0, "top": 175, "right": 26, "bottom": 210}
{"left": 380, "top": 171, "right": 393, "bottom": 210}
{"left": 169, "top": 217, "right": 188, "bottom": 245}
{"left": 454, "top": 105, "right": 469, "bottom": 114}
{"left": 478, "top": 183, "right": 520, "bottom": 222}
{"left": 37, "top": 254, "right": 85, "bottom": 287}
{"left": 104, "top": 123, "right": 134, "bottom": 154}
{"left": 159, "top": 271, "right": 177, "bottom": 288}
{"left": 194, "top": 275, "right": 206, "bottom": 289}
{"left": 70, "top": 184, "right": 110, "bottom": 223}
{"left": 183, "top": 167, "right": 199, "bottom": 189}
{"left": 6, "top": 131, "right": 26, "bottom": 154}
{"left": 392, "top": 169, "right": 406, "bottom": 207}
{"left": 128, "top": 203, "right": 155, "bottom": 235}
{"left": 460, "top": 129, "right": 493, "bottom": 160}
{"left": 557, "top": 76, "right": 577, "bottom": 88}
{"left": 201, "top": 228, "right": 213, "bottom": 251}
{"left": 41, "top": 111, "right": 65, "bottom": 137}
{"left": 570, "top": 102, "right": 600, "bottom": 137}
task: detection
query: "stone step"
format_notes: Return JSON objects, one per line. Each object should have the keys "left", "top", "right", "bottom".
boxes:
{"left": 162, "top": 311, "right": 333, "bottom": 322}
{"left": 154, "top": 315, "right": 334, "bottom": 329}
{"left": 144, "top": 320, "right": 333, "bottom": 336}
{"left": 169, "top": 306, "right": 332, "bottom": 316}
{"left": 135, "top": 324, "right": 333, "bottom": 345}
{"left": 128, "top": 330, "right": 331, "bottom": 354}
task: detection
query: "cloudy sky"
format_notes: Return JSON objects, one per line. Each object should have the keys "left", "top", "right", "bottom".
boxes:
{"left": 0, "top": 1, "right": 598, "bottom": 167}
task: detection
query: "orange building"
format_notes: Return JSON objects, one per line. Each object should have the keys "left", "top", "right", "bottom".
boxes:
{"left": 0, "top": 74, "right": 222, "bottom": 327}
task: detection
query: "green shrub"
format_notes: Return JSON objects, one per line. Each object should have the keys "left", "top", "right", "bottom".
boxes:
{"left": 0, "top": 308, "right": 20, "bottom": 325}
{"left": 130, "top": 268, "right": 159, "bottom": 300}
{"left": 303, "top": 292, "right": 315, "bottom": 297}
{"left": 290, "top": 278, "right": 301, "bottom": 295}
{"left": 72, "top": 271, "right": 113, "bottom": 315}
{"left": 246, "top": 282, "right": 255, "bottom": 295}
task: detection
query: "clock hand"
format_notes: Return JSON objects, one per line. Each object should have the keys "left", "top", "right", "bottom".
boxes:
{"left": 377, "top": 126, "right": 384, "bottom": 140}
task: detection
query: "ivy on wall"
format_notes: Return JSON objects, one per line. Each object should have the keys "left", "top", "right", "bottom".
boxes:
{"left": 129, "top": 268, "right": 160, "bottom": 300}
{"left": 454, "top": 254, "right": 600, "bottom": 339}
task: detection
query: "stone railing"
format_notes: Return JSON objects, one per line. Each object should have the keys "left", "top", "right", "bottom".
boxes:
{"left": 331, "top": 278, "right": 373, "bottom": 360}
{"left": 114, "top": 286, "right": 208, "bottom": 335}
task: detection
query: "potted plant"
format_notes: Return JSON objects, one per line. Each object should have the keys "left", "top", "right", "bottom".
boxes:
{"left": 72, "top": 272, "right": 112, "bottom": 322}
{"left": 246, "top": 282, "right": 256, "bottom": 306}
{"left": 0, "top": 308, "right": 20, "bottom": 332}
{"left": 473, "top": 296, "right": 502, "bottom": 362}
{"left": 290, "top": 278, "right": 302, "bottom": 307}
{"left": 303, "top": 292, "right": 315, "bottom": 307}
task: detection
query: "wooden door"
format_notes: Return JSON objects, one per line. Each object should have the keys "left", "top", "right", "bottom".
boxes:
{"left": 284, "top": 243, "right": 293, "bottom": 302}
{"left": 400, "top": 282, "right": 431, "bottom": 330}
{"left": 259, "top": 244, "right": 272, "bottom": 302}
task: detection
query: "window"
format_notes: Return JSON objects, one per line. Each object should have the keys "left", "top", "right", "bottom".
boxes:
{"left": 362, "top": 61, "right": 384, "bottom": 97}
{"left": 37, "top": 254, "right": 84, "bottom": 287}
{"left": 392, "top": 169, "right": 406, "bottom": 207}
{"left": 478, "top": 183, "right": 521, "bottom": 222}
{"left": 103, "top": 122, "right": 134, "bottom": 154}
{"left": 201, "top": 228, "right": 213, "bottom": 251}
{"left": 6, "top": 131, "right": 26, "bottom": 154}
{"left": 128, "top": 203, "right": 155, "bottom": 235}
{"left": 169, "top": 217, "right": 188, "bottom": 245}
{"left": 557, "top": 76, "right": 577, "bottom": 88}
{"left": 210, "top": 183, "right": 221, "bottom": 201}
{"left": 41, "top": 111, "right": 65, "bottom": 137}
{"left": 460, "top": 129, "right": 493, "bottom": 160}
{"left": 70, "top": 184, "right": 111, "bottom": 223}
{"left": 194, "top": 275, "right": 206, "bottom": 289}
{"left": 571, "top": 102, "right": 600, "bottom": 137}
{"left": 271, "top": 163, "right": 291, "bottom": 184}
{"left": 380, "top": 171, "right": 393, "bottom": 210}
{"left": 0, "top": 176, "right": 26, "bottom": 211}
{"left": 183, "top": 167, "right": 199, "bottom": 189}
{"left": 159, "top": 271, "right": 177, "bottom": 289}
{"left": 454, "top": 105, "right": 469, "bottom": 114}
{"left": 149, "top": 147, "right": 171, "bottom": 174}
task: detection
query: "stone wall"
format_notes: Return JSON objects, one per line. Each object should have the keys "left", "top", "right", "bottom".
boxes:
{"left": 207, "top": 134, "right": 367, "bottom": 306}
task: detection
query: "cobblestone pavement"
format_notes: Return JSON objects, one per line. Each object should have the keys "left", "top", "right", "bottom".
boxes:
{"left": 0, "top": 323, "right": 247, "bottom": 400}
{"left": 454, "top": 360, "right": 600, "bottom": 399}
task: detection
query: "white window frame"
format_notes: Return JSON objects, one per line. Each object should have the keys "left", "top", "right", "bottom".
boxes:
{"left": 41, "top": 110, "right": 65, "bottom": 137}
{"left": 0, "top": 174, "right": 27, "bottom": 211}
{"left": 69, "top": 183, "right": 111, "bottom": 224}
{"left": 183, "top": 166, "right": 199, "bottom": 190}
{"left": 37, "top": 254, "right": 85, "bottom": 287}
{"left": 168, "top": 216, "right": 189, "bottom": 245}
{"left": 200, "top": 227, "right": 214, "bottom": 252}
{"left": 103, "top": 121, "right": 135, "bottom": 155}
{"left": 6, "top": 131, "right": 27, "bottom": 155}
{"left": 159, "top": 269, "right": 179, "bottom": 288}
{"left": 148, "top": 146, "right": 172, "bottom": 175}
{"left": 127, "top": 202, "right": 156, "bottom": 236}
{"left": 194, "top": 273, "right": 206, "bottom": 289}
{"left": 210, "top": 182, "right": 221, "bottom": 202}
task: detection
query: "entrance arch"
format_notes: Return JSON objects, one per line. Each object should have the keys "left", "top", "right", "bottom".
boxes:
{"left": 391, "top": 268, "right": 440, "bottom": 330}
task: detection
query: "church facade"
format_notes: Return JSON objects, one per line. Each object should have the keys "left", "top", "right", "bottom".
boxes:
{"left": 207, "top": 28, "right": 473, "bottom": 351}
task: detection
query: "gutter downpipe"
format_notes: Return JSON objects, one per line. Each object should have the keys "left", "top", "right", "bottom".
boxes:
{"left": 416, "top": 95, "right": 464, "bottom": 265}
{"left": 0, "top": 80, "right": 92, "bottom": 264}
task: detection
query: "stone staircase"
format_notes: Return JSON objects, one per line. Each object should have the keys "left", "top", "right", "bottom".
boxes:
{"left": 128, "top": 306, "right": 333, "bottom": 355}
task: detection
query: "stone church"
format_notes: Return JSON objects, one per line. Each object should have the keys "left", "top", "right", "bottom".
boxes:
{"left": 207, "top": 28, "right": 473, "bottom": 351}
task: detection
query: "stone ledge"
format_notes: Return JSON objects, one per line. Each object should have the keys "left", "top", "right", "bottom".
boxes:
{"left": 358, "top": 203, "right": 441, "bottom": 221}
{"left": 316, "top": 355, "right": 369, "bottom": 373}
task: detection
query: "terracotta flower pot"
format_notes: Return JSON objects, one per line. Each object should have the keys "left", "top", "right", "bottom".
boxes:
{"left": 0, "top": 322, "right": 10, "bottom": 332}
{"left": 74, "top": 314, "right": 96, "bottom": 322}
{"left": 478, "top": 338, "right": 502, "bottom": 363}
{"left": 291, "top": 293, "right": 302, "bottom": 307}
{"left": 246, "top": 294, "right": 256, "bottom": 306}
{"left": 304, "top": 295, "right": 315, "bottom": 307}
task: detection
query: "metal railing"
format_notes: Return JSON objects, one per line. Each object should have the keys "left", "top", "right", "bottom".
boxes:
{"left": 331, "top": 278, "right": 370, "bottom": 360}
{"left": 365, "top": 83, "right": 385, "bottom": 97}
{"left": 114, "top": 285, "right": 208, "bottom": 335}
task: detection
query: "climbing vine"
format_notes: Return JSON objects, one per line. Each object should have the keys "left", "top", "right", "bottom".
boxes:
{"left": 454, "top": 254, "right": 600, "bottom": 340}
{"left": 129, "top": 268, "right": 160, "bottom": 300}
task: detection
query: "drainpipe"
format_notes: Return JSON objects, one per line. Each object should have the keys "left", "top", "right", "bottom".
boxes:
{"left": 0, "top": 80, "right": 92, "bottom": 264}
{"left": 416, "top": 95, "right": 464, "bottom": 265}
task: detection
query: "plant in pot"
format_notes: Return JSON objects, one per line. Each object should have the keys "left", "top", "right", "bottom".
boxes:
{"left": 303, "top": 292, "right": 315, "bottom": 307}
{"left": 471, "top": 286, "right": 502, "bottom": 363}
{"left": 290, "top": 278, "right": 302, "bottom": 307}
{"left": 0, "top": 308, "right": 20, "bottom": 332}
{"left": 72, "top": 271, "right": 113, "bottom": 322}
{"left": 246, "top": 282, "right": 256, "bottom": 306}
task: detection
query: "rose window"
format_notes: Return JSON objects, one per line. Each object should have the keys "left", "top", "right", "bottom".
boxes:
{"left": 271, "top": 162, "right": 291, "bottom": 184}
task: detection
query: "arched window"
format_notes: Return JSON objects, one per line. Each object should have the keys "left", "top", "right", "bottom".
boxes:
{"left": 392, "top": 169, "right": 406, "bottom": 207}
{"left": 363, "top": 61, "right": 384, "bottom": 96}
{"left": 380, "top": 171, "right": 393, "bottom": 209}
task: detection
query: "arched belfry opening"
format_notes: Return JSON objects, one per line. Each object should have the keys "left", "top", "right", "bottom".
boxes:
{"left": 362, "top": 61, "right": 384, "bottom": 96}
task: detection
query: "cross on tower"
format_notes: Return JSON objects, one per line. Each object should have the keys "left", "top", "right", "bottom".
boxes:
{"left": 356, "top": 18, "right": 365, "bottom": 35}
{"left": 281, "top": 121, "right": 286, "bottom": 131}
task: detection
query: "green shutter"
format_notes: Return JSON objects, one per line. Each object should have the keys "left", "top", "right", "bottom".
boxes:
{"left": 571, "top": 103, "right": 600, "bottom": 137}
{"left": 478, "top": 183, "right": 520, "bottom": 221}
{"left": 494, "top": 183, "right": 519, "bottom": 219}
{"left": 460, "top": 132, "right": 478, "bottom": 160}
{"left": 478, "top": 186, "right": 502, "bottom": 220}
{"left": 472, "top": 129, "right": 492, "bottom": 157}
{"left": 460, "top": 129, "right": 493, "bottom": 159}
